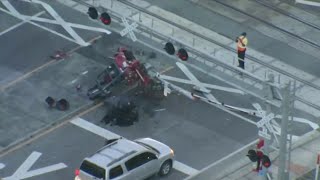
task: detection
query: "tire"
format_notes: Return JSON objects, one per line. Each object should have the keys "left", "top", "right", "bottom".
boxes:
{"left": 158, "top": 160, "right": 172, "bottom": 176}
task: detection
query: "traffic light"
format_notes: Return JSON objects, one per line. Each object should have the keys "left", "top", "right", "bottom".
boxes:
{"left": 247, "top": 149, "right": 258, "bottom": 162}
{"left": 88, "top": 7, "right": 98, "bottom": 19}
{"left": 177, "top": 48, "right": 188, "bottom": 61}
{"left": 164, "top": 42, "right": 175, "bottom": 55}
{"left": 261, "top": 155, "right": 271, "bottom": 168}
{"left": 100, "top": 12, "right": 111, "bottom": 25}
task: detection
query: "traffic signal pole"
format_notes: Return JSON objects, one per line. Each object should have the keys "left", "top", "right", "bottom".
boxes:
{"left": 277, "top": 82, "right": 291, "bottom": 180}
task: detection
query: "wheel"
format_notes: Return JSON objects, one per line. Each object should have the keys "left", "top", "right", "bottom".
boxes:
{"left": 158, "top": 160, "right": 172, "bottom": 176}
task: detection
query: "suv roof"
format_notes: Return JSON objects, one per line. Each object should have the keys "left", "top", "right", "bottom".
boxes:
{"left": 85, "top": 138, "right": 147, "bottom": 168}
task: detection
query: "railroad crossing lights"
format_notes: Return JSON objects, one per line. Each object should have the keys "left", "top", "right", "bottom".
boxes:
{"left": 120, "top": 17, "right": 138, "bottom": 42}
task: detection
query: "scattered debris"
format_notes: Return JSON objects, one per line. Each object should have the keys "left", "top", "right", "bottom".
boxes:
{"left": 50, "top": 50, "right": 67, "bottom": 60}
{"left": 101, "top": 96, "right": 139, "bottom": 126}
{"left": 148, "top": 52, "right": 156, "bottom": 59}
{"left": 154, "top": 108, "right": 166, "bottom": 112}
{"left": 45, "top": 97, "right": 70, "bottom": 111}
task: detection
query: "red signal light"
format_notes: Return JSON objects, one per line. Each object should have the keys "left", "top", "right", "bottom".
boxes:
{"left": 100, "top": 12, "right": 111, "bottom": 25}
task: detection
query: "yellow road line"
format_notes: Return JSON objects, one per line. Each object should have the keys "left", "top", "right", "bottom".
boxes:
{"left": 0, "top": 102, "right": 104, "bottom": 158}
{"left": 160, "top": 65, "right": 175, "bottom": 74}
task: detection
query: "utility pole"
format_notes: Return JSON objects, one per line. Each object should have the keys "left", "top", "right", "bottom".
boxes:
{"left": 277, "top": 81, "right": 291, "bottom": 180}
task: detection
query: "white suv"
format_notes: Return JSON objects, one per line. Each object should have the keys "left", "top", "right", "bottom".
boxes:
{"left": 75, "top": 137, "right": 174, "bottom": 180}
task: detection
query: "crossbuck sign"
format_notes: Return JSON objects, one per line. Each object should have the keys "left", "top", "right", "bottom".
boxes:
{"left": 253, "top": 103, "right": 277, "bottom": 141}
{"left": 120, "top": 17, "right": 138, "bottom": 41}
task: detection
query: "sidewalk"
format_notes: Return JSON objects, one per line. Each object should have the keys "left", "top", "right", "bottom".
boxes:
{"left": 187, "top": 129, "right": 320, "bottom": 180}
{"left": 230, "top": 130, "right": 320, "bottom": 180}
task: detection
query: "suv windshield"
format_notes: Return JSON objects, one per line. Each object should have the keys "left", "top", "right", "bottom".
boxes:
{"left": 80, "top": 160, "right": 105, "bottom": 179}
{"left": 135, "top": 141, "right": 160, "bottom": 155}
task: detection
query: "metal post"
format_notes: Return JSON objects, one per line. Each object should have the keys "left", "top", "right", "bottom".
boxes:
{"left": 262, "top": 75, "right": 274, "bottom": 180}
{"left": 277, "top": 81, "right": 291, "bottom": 180}
{"left": 150, "top": 18, "right": 154, "bottom": 39}
{"left": 111, "top": 0, "right": 114, "bottom": 9}
{"left": 315, "top": 154, "right": 320, "bottom": 180}
{"left": 192, "top": 37, "right": 195, "bottom": 47}
{"left": 287, "top": 80, "right": 295, "bottom": 179}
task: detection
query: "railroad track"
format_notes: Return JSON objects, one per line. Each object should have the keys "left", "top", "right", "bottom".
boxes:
{"left": 212, "top": 0, "right": 320, "bottom": 50}
{"left": 253, "top": 0, "right": 320, "bottom": 32}
{"left": 73, "top": 0, "right": 320, "bottom": 111}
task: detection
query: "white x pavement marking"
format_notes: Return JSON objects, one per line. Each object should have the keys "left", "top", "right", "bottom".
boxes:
{"left": 0, "top": 0, "right": 111, "bottom": 46}
{"left": 3, "top": 151, "right": 67, "bottom": 180}
{"left": 0, "top": 11, "right": 45, "bottom": 36}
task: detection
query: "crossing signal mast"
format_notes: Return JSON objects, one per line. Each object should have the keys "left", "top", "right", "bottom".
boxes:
{"left": 164, "top": 42, "right": 188, "bottom": 61}
{"left": 87, "top": 7, "right": 111, "bottom": 25}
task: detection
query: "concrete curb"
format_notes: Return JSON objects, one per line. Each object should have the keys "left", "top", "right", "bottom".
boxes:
{"left": 218, "top": 129, "right": 320, "bottom": 180}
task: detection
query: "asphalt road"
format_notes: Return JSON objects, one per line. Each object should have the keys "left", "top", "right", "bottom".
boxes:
{"left": 0, "top": 0, "right": 102, "bottom": 86}
{"left": 0, "top": 0, "right": 318, "bottom": 180}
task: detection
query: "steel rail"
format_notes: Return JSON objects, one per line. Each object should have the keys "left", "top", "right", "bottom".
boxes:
{"left": 73, "top": 0, "right": 320, "bottom": 111}
{"left": 213, "top": 0, "right": 320, "bottom": 50}
{"left": 253, "top": 0, "right": 320, "bottom": 32}
{"left": 117, "top": 0, "right": 320, "bottom": 93}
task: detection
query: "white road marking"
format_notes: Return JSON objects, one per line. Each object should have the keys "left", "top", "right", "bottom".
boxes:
{"left": 173, "top": 161, "right": 199, "bottom": 176}
{"left": 186, "top": 139, "right": 258, "bottom": 179}
{"left": 70, "top": 117, "right": 121, "bottom": 140}
{"left": 0, "top": 0, "right": 111, "bottom": 46}
{"left": 70, "top": 117, "right": 199, "bottom": 175}
{"left": 15, "top": 15, "right": 112, "bottom": 35}
{"left": 0, "top": 163, "right": 5, "bottom": 169}
{"left": 160, "top": 74, "right": 244, "bottom": 94}
{"left": 0, "top": 11, "right": 45, "bottom": 36}
{"left": 3, "top": 151, "right": 67, "bottom": 180}
{"left": 1, "top": 0, "right": 21, "bottom": 17}
{"left": 26, "top": 0, "right": 89, "bottom": 46}
{"left": 19, "top": 163, "right": 67, "bottom": 179}
{"left": 0, "top": 7, "right": 79, "bottom": 44}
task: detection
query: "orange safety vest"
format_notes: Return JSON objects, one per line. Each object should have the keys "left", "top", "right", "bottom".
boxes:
{"left": 237, "top": 36, "right": 247, "bottom": 51}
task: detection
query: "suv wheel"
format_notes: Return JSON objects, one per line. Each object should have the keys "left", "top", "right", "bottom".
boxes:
{"left": 158, "top": 160, "right": 172, "bottom": 176}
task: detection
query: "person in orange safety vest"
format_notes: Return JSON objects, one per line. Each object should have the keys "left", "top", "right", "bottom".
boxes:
{"left": 236, "top": 32, "right": 248, "bottom": 69}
